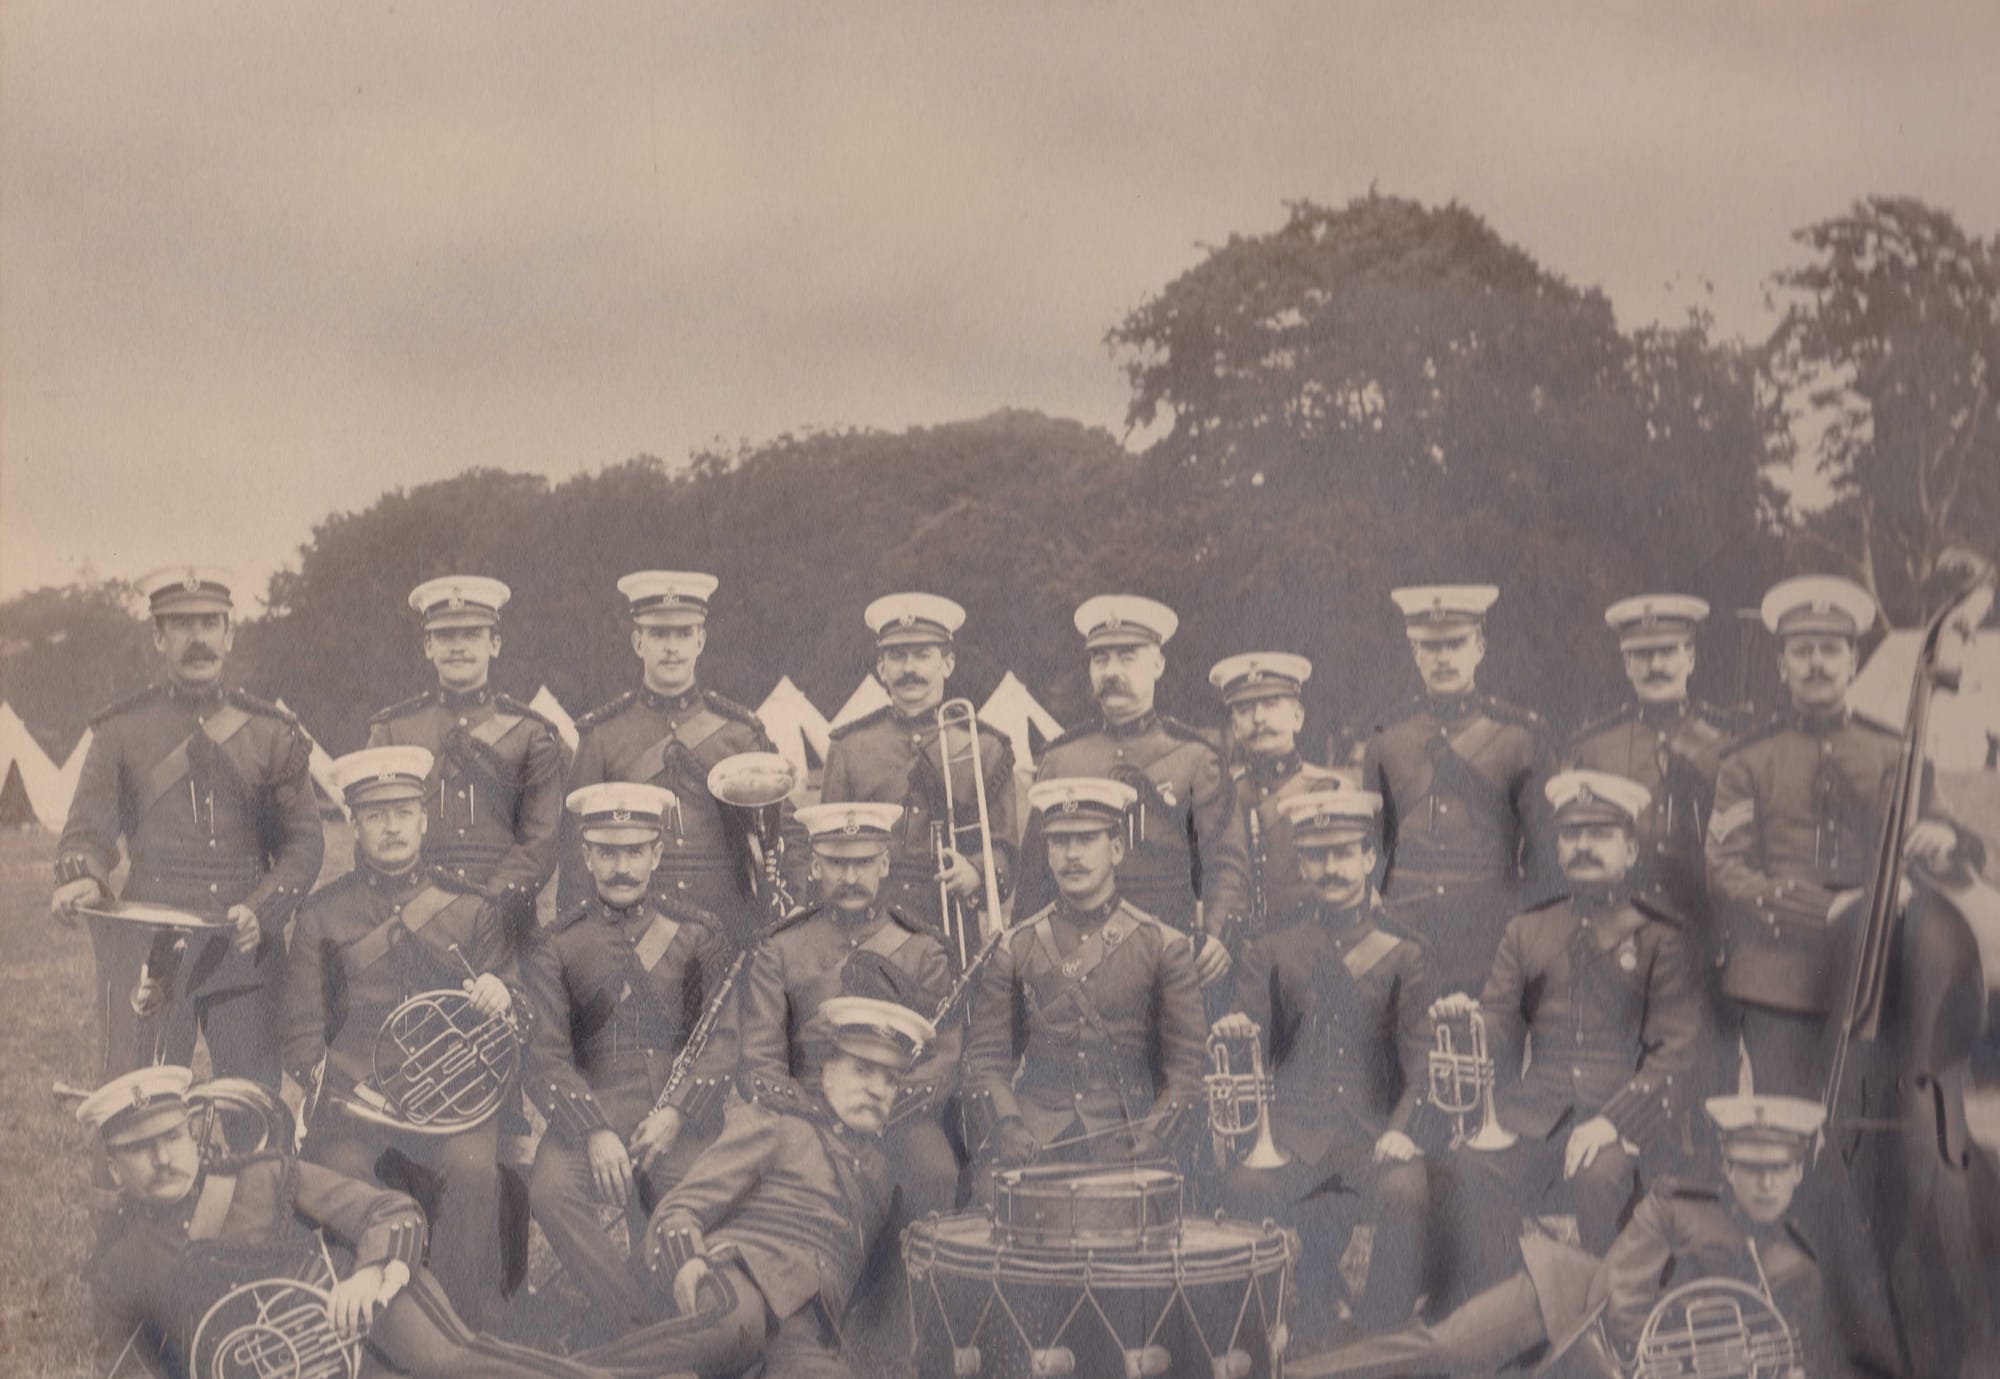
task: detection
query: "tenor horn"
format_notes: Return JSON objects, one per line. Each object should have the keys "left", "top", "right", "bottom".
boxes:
{"left": 330, "top": 989, "right": 524, "bottom": 1135}
{"left": 1427, "top": 1006, "right": 1518, "bottom": 1151}
{"left": 708, "top": 751, "right": 800, "bottom": 918}
{"left": 934, "top": 698, "right": 1007, "bottom": 971}
{"left": 190, "top": 1278, "right": 362, "bottom": 1379}
{"left": 1205, "top": 1029, "right": 1292, "bottom": 1169}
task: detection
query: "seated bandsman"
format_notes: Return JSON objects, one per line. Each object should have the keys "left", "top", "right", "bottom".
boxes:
{"left": 963, "top": 778, "right": 1207, "bottom": 1176}
{"left": 1293, "top": 1093, "right": 1893, "bottom": 1379}
{"left": 523, "top": 782, "right": 733, "bottom": 1331}
{"left": 1210, "top": 653, "right": 1346, "bottom": 931}
{"left": 367, "top": 576, "right": 569, "bottom": 953}
{"left": 820, "top": 592, "right": 1018, "bottom": 950}
{"left": 282, "top": 747, "right": 518, "bottom": 1328}
{"left": 80, "top": 1067, "right": 604, "bottom": 1379}
{"left": 736, "top": 800, "right": 961, "bottom": 1218}
{"left": 575, "top": 998, "right": 936, "bottom": 1379}
{"left": 1212, "top": 788, "right": 1431, "bottom": 1335}
{"left": 561, "top": 570, "right": 792, "bottom": 948}
{"left": 1436, "top": 770, "right": 1703, "bottom": 1274}
{"left": 1361, "top": 584, "right": 1552, "bottom": 995}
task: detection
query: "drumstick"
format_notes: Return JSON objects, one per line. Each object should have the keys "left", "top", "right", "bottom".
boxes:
{"left": 446, "top": 943, "right": 480, "bottom": 981}
{"left": 1037, "top": 1105, "right": 1180, "bottom": 1157}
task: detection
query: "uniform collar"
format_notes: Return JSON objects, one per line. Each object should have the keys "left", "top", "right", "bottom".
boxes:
{"left": 1313, "top": 894, "right": 1374, "bottom": 936}
{"left": 438, "top": 684, "right": 493, "bottom": 712}
{"left": 1424, "top": 691, "right": 1477, "bottom": 723}
{"left": 1636, "top": 698, "right": 1689, "bottom": 730}
{"left": 1247, "top": 751, "right": 1303, "bottom": 786}
{"left": 892, "top": 702, "right": 943, "bottom": 731}
{"left": 1056, "top": 892, "right": 1122, "bottom": 929}
{"left": 361, "top": 860, "right": 429, "bottom": 895}
{"left": 1567, "top": 885, "right": 1627, "bottom": 917}
{"left": 832, "top": 903, "right": 885, "bottom": 934}
{"left": 164, "top": 681, "right": 227, "bottom": 712}
{"left": 594, "top": 893, "right": 654, "bottom": 929}
{"left": 641, "top": 684, "right": 702, "bottom": 715}
{"left": 1102, "top": 708, "right": 1160, "bottom": 739}
{"left": 1789, "top": 705, "right": 1851, "bottom": 737}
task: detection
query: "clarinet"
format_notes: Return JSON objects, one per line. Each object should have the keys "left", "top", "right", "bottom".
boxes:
{"left": 647, "top": 901, "right": 804, "bottom": 1123}
{"left": 885, "top": 921, "right": 1011, "bottom": 1131}
{"left": 1245, "top": 799, "right": 1270, "bottom": 940}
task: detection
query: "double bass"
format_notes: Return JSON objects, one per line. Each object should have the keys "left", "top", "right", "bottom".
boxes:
{"left": 1823, "top": 561, "right": 2000, "bottom": 1377}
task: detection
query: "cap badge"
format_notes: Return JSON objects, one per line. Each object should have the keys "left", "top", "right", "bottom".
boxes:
{"left": 1105, "top": 614, "right": 1122, "bottom": 630}
{"left": 842, "top": 815, "right": 861, "bottom": 835}
{"left": 182, "top": 571, "right": 202, "bottom": 592}
{"left": 1315, "top": 813, "right": 1334, "bottom": 829}
{"left": 898, "top": 613, "right": 917, "bottom": 628}
{"left": 1431, "top": 596, "right": 1444, "bottom": 614}
{"left": 1577, "top": 784, "right": 1595, "bottom": 806}
{"left": 1812, "top": 598, "right": 1830, "bottom": 614}
{"left": 1640, "top": 606, "right": 1658, "bottom": 629}
{"left": 1247, "top": 668, "right": 1266, "bottom": 683}
{"left": 448, "top": 592, "right": 466, "bottom": 611}
{"left": 611, "top": 808, "right": 632, "bottom": 824}
{"left": 1060, "top": 798, "right": 1079, "bottom": 814}
{"left": 131, "top": 1085, "right": 152, "bottom": 1109}
{"left": 377, "top": 772, "right": 396, "bottom": 784}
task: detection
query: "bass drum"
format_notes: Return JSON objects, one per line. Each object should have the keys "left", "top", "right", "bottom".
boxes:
{"left": 905, "top": 1210, "right": 1295, "bottom": 1379}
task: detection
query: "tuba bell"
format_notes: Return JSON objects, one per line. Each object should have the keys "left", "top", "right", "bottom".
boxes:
{"left": 1427, "top": 1005, "right": 1518, "bottom": 1151}
{"left": 1205, "top": 1029, "right": 1293, "bottom": 1169}
{"left": 708, "top": 751, "right": 800, "bottom": 919}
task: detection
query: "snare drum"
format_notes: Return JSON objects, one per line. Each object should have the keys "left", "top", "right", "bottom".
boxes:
{"left": 905, "top": 1210, "right": 1294, "bottom": 1378}
{"left": 993, "top": 1164, "right": 1184, "bottom": 1250}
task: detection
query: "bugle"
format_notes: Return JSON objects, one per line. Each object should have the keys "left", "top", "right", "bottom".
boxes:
{"left": 1426, "top": 1005, "right": 1518, "bottom": 1151}
{"left": 1205, "top": 1028, "right": 1292, "bottom": 1169}
{"left": 708, "top": 751, "right": 800, "bottom": 919}
{"left": 934, "top": 698, "right": 1006, "bottom": 970}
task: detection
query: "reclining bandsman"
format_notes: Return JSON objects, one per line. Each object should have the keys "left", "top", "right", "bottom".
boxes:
{"left": 576, "top": 997, "right": 936, "bottom": 1379}
{"left": 282, "top": 746, "right": 519, "bottom": 1328}
{"left": 1436, "top": 769, "right": 1703, "bottom": 1282}
{"left": 522, "top": 782, "right": 733, "bottom": 1331}
{"left": 1211, "top": 787, "right": 1432, "bottom": 1336}
{"left": 964, "top": 777, "right": 1207, "bottom": 1175}
{"left": 80, "top": 1066, "right": 604, "bottom": 1379}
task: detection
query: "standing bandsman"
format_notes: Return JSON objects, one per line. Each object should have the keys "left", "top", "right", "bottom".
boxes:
{"left": 1014, "top": 595, "right": 1249, "bottom": 989}
{"left": 1211, "top": 789, "right": 1431, "bottom": 1335}
{"left": 733, "top": 800, "right": 960, "bottom": 1219}
{"left": 1362, "top": 584, "right": 1552, "bottom": 994}
{"left": 523, "top": 783, "right": 733, "bottom": 1332}
{"left": 1437, "top": 770, "right": 1702, "bottom": 1268}
{"left": 51, "top": 566, "right": 324, "bottom": 1085}
{"left": 367, "top": 576, "right": 568, "bottom": 951}
{"left": 282, "top": 747, "right": 517, "bottom": 1328}
{"left": 1210, "top": 652, "right": 1345, "bottom": 931}
{"left": 561, "top": 571, "right": 783, "bottom": 947}
{"left": 820, "top": 593, "right": 1018, "bottom": 950}
{"left": 1565, "top": 594, "right": 1735, "bottom": 931}
{"left": 964, "top": 778, "right": 1207, "bottom": 1175}
{"left": 1706, "top": 575, "right": 1959, "bottom": 1096}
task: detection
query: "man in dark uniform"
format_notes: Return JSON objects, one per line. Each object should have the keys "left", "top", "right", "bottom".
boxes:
{"left": 576, "top": 997, "right": 936, "bottom": 1379}
{"left": 561, "top": 569, "right": 787, "bottom": 948}
{"left": 282, "top": 747, "right": 519, "bottom": 1328}
{"left": 51, "top": 566, "right": 325, "bottom": 1085}
{"left": 1210, "top": 652, "right": 1347, "bottom": 932}
{"left": 1361, "top": 584, "right": 1553, "bottom": 995}
{"left": 1292, "top": 1093, "right": 1893, "bottom": 1379}
{"left": 965, "top": 777, "right": 1208, "bottom": 1176}
{"left": 1436, "top": 770, "right": 1703, "bottom": 1271}
{"left": 1565, "top": 594, "right": 1736, "bottom": 937}
{"left": 734, "top": 800, "right": 960, "bottom": 1219}
{"left": 1706, "top": 575, "right": 1959, "bottom": 1096}
{"left": 1211, "top": 789, "right": 1432, "bottom": 1335}
{"left": 523, "top": 781, "right": 732, "bottom": 1331}
{"left": 1014, "top": 595, "right": 1249, "bottom": 992}
{"left": 366, "top": 575, "right": 569, "bottom": 952}
{"left": 819, "top": 592, "right": 1017, "bottom": 960}
{"left": 79, "top": 1066, "right": 606, "bottom": 1379}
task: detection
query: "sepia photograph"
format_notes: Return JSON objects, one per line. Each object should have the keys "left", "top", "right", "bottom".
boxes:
{"left": 3, "top": 4, "right": 1998, "bottom": 1376}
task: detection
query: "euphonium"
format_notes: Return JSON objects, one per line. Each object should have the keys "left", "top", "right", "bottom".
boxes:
{"left": 1205, "top": 1029, "right": 1292, "bottom": 1169}
{"left": 933, "top": 698, "right": 1006, "bottom": 972}
{"left": 190, "top": 1277, "right": 361, "bottom": 1379}
{"left": 1632, "top": 1278, "right": 1801, "bottom": 1379}
{"left": 1426, "top": 1006, "right": 1518, "bottom": 1151}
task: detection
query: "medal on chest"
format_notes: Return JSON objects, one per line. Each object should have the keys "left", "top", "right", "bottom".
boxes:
{"left": 1616, "top": 937, "right": 1639, "bottom": 973}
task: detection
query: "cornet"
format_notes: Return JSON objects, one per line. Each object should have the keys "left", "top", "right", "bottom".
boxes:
{"left": 1205, "top": 1029, "right": 1293, "bottom": 1169}
{"left": 933, "top": 698, "right": 1007, "bottom": 971}
{"left": 1427, "top": 1006, "right": 1518, "bottom": 1151}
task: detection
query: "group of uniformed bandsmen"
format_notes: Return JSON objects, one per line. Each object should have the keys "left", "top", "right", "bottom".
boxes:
{"left": 48, "top": 560, "right": 1969, "bottom": 1377}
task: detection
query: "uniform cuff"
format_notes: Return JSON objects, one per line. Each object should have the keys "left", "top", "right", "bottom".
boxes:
{"left": 538, "top": 1080, "right": 612, "bottom": 1140}
{"left": 54, "top": 854, "right": 102, "bottom": 887}
{"left": 1601, "top": 1077, "right": 1675, "bottom": 1147}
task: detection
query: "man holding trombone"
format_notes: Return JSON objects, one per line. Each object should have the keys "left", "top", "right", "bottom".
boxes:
{"left": 1211, "top": 789, "right": 1433, "bottom": 1338}
{"left": 820, "top": 592, "right": 1017, "bottom": 960}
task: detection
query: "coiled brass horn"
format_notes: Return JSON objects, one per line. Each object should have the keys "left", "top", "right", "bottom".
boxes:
{"left": 1633, "top": 1278, "right": 1801, "bottom": 1379}
{"left": 188, "top": 1078, "right": 296, "bottom": 1163}
{"left": 1427, "top": 1005, "right": 1518, "bottom": 1151}
{"left": 333, "top": 989, "right": 524, "bottom": 1135}
{"left": 1205, "top": 1029, "right": 1292, "bottom": 1169}
{"left": 190, "top": 1279, "right": 361, "bottom": 1379}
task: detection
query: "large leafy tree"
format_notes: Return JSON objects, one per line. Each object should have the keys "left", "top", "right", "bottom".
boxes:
{"left": 1763, "top": 196, "right": 2000, "bottom": 622}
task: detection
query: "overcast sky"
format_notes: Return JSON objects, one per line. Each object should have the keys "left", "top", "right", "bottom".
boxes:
{"left": 5, "top": 2, "right": 1997, "bottom": 604}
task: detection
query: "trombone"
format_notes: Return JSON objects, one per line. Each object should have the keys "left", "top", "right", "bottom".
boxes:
{"left": 1427, "top": 1005, "right": 1519, "bottom": 1151}
{"left": 708, "top": 752, "right": 801, "bottom": 919}
{"left": 933, "top": 698, "right": 1006, "bottom": 970}
{"left": 1205, "top": 1028, "right": 1293, "bottom": 1169}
